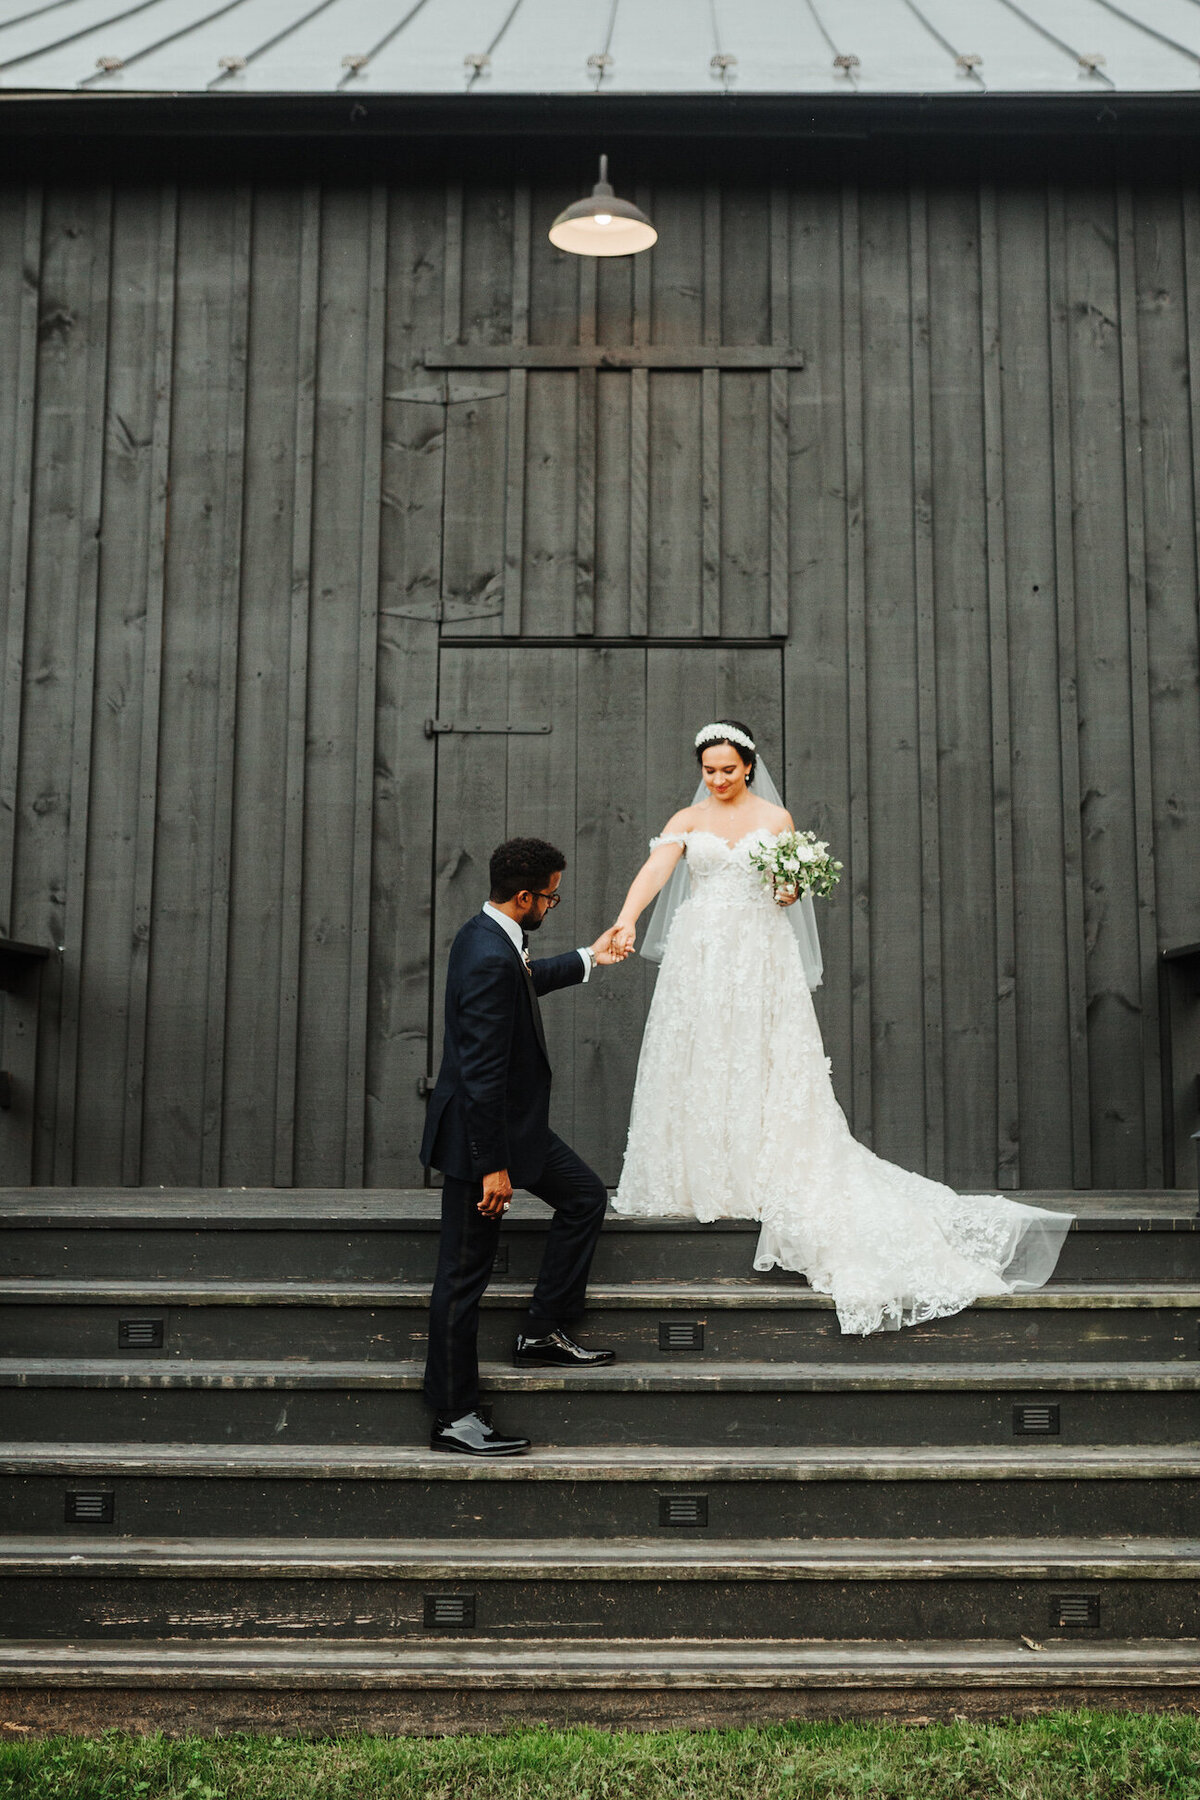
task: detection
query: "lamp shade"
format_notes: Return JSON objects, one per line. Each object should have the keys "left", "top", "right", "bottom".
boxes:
{"left": 549, "top": 157, "right": 657, "bottom": 258}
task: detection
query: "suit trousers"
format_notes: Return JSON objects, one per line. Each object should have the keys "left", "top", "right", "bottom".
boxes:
{"left": 423, "top": 1132, "right": 608, "bottom": 1417}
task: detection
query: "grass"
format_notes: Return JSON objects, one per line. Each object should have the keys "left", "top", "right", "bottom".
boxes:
{"left": 2, "top": 1713, "right": 1200, "bottom": 1800}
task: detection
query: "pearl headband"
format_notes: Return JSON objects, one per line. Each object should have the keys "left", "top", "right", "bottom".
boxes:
{"left": 694, "top": 722, "right": 756, "bottom": 753}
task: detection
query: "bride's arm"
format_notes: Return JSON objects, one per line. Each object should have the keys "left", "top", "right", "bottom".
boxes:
{"left": 611, "top": 816, "right": 689, "bottom": 950}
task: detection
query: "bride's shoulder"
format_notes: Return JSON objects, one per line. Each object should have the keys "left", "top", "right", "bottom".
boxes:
{"left": 759, "top": 802, "right": 793, "bottom": 835}
{"left": 662, "top": 805, "right": 699, "bottom": 834}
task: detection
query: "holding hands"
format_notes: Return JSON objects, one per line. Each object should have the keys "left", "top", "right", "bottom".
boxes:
{"left": 590, "top": 925, "right": 634, "bottom": 965}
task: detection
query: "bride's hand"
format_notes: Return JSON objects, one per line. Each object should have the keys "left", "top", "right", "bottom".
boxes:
{"left": 591, "top": 925, "right": 632, "bottom": 965}
{"left": 611, "top": 921, "right": 637, "bottom": 956}
{"left": 775, "top": 883, "right": 801, "bottom": 908}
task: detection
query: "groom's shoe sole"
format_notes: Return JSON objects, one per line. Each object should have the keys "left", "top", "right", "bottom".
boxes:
{"left": 512, "top": 1347, "right": 616, "bottom": 1369}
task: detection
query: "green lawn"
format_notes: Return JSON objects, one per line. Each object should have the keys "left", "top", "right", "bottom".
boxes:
{"left": 2, "top": 1714, "right": 1200, "bottom": 1799}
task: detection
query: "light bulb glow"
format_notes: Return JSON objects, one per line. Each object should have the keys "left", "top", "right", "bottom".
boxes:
{"left": 594, "top": 212, "right": 613, "bottom": 226}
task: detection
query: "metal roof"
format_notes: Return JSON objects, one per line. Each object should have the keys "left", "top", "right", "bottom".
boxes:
{"left": 2, "top": 0, "right": 1200, "bottom": 95}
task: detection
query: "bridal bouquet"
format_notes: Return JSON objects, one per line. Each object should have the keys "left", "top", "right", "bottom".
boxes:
{"left": 749, "top": 830, "right": 843, "bottom": 903}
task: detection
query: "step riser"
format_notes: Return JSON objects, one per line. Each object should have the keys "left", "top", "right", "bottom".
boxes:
{"left": 3, "top": 1226, "right": 1194, "bottom": 1284}
{"left": 4, "top": 1303, "right": 1195, "bottom": 1364}
{"left": 3, "top": 1386, "right": 1191, "bottom": 1446}
{"left": 4, "top": 1574, "right": 1195, "bottom": 1642}
{"left": 5, "top": 1474, "right": 1197, "bottom": 1540}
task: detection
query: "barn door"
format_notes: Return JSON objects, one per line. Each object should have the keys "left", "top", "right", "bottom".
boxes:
{"left": 428, "top": 643, "right": 784, "bottom": 1184}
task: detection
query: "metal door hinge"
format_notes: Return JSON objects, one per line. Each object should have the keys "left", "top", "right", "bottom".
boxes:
{"left": 417, "top": 1075, "right": 435, "bottom": 1098}
{"left": 425, "top": 719, "right": 551, "bottom": 738}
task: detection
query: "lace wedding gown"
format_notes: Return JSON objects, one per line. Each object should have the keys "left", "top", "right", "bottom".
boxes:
{"left": 612, "top": 829, "right": 1073, "bottom": 1335}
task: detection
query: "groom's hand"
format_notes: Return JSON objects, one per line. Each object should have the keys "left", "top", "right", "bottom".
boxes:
{"left": 479, "top": 1169, "right": 513, "bottom": 1218}
{"left": 590, "top": 926, "right": 632, "bottom": 966}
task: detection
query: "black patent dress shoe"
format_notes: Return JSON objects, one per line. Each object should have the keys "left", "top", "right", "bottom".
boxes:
{"left": 430, "top": 1410, "right": 531, "bottom": 1456}
{"left": 513, "top": 1328, "right": 615, "bottom": 1369}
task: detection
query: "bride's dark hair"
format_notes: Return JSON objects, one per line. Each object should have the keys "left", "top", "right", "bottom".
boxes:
{"left": 695, "top": 719, "right": 757, "bottom": 787}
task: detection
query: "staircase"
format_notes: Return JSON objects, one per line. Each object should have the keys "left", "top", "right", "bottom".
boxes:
{"left": 0, "top": 1188, "right": 1197, "bottom": 1734}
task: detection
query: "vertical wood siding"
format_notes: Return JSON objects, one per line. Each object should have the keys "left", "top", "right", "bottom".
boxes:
{"left": 0, "top": 178, "right": 1196, "bottom": 1189}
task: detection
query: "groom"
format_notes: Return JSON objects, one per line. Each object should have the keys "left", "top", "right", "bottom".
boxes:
{"left": 420, "top": 836, "right": 628, "bottom": 1457}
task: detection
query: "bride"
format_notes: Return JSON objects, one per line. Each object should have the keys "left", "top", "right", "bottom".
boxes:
{"left": 608, "top": 720, "right": 1072, "bottom": 1336}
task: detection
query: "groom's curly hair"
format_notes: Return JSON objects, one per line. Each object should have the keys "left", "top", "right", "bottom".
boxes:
{"left": 695, "top": 718, "right": 757, "bottom": 786}
{"left": 489, "top": 837, "right": 567, "bottom": 902}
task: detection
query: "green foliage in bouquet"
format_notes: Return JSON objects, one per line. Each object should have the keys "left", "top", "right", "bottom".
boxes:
{"left": 748, "top": 829, "right": 843, "bottom": 902}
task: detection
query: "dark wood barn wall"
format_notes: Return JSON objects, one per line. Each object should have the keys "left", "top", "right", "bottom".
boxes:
{"left": 0, "top": 176, "right": 1196, "bottom": 1191}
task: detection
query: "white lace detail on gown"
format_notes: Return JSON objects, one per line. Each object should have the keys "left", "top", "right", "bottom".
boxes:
{"left": 612, "top": 829, "right": 1072, "bottom": 1336}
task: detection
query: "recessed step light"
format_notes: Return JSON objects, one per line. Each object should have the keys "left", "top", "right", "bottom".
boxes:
{"left": 1013, "top": 1403, "right": 1060, "bottom": 1436}
{"left": 658, "top": 1321, "right": 705, "bottom": 1351}
{"left": 65, "top": 1490, "right": 114, "bottom": 1525}
{"left": 1054, "top": 1594, "right": 1100, "bottom": 1628}
{"left": 423, "top": 1594, "right": 475, "bottom": 1629}
{"left": 659, "top": 1494, "right": 708, "bottom": 1527}
{"left": 118, "top": 1319, "right": 164, "bottom": 1349}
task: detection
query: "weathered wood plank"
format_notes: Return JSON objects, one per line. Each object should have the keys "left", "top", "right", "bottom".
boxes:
{"left": 862, "top": 186, "right": 923, "bottom": 1170}
{"left": 997, "top": 187, "right": 1074, "bottom": 1190}
{"left": 0, "top": 189, "right": 41, "bottom": 942}
{"left": 979, "top": 184, "right": 1021, "bottom": 1190}
{"left": 701, "top": 186, "right": 722, "bottom": 639}
{"left": 1115, "top": 183, "right": 1163, "bottom": 1188}
{"left": 649, "top": 188, "right": 705, "bottom": 638}
{"left": 783, "top": 186, "right": 852, "bottom": 1107}
{"left": 141, "top": 187, "right": 247, "bottom": 1184}
{"left": 442, "top": 186, "right": 514, "bottom": 642}
{"left": 501, "top": 183, "right": 530, "bottom": 638}
{"left": 75, "top": 187, "right": 172, "bottom": 1184}
{"left": 628, "top": 368, "right": 649, "bottom": 636}
{"left": 16, "top": 191, "right": 112, "bottom": 1180}
{"left": 343, "top": 183, "right": 388, "bottom": 1188}
{"left": 218, "top": 189, "right": 304, "bottom": 1185}
{"left": 426, "top": 346, "right": 806, "bottom": 369}
{"left": 429, "top": 648, "right": 511, "bottom": 1087}
{"left": 573, "top": 646, "right": 647, "bottom": 1181}
{"left": 121, "top": 186, "right": 176, "bottom": 1187}
{"left": 199, "top": 186, "right": 251, "bottom": 1188}
{"left": 841, "top": 184, "right": 872, "bottom": 1145}
{"left": 366, "top": 184, "right": 442, "bottom": 1186}
{"left": 273, "top": 184, "right": 320, "bottom": 1189}
{"left": 770, "top": 187, "right": 790, "bottom": 640}
{"left": 628, "top": 191, "right": 652, "bottom": 637}
{"left": 293, "top": 187, "right": 376, "bottom": 1185}
{"left": 1047, "top": 186, "right": 1093, "bottom": 1188}
{"left": 506, "top": 648, "right": 579, "bottom": 1139}
{"left": 575, "top": 254, "right": 598, "bottom": 638}
{"left": 50, "top": 190, "right": 112, "bottom": 1183}
{"left": 1157, "top": 188, "right": 1200, "bottom": 1182}
{"left": 908, "top": 185, "right": 944, "bottom": 1183}
{"left": 1066, "top": 187, "right": 1143, "bottom": 1187}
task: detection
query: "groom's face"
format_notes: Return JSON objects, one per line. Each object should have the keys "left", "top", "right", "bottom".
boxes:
{"left": 517, "top": 867, "right": 563, "bottom": 931}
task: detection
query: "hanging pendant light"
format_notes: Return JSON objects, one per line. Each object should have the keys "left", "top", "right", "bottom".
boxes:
{"left": 548, "top": 155, "right": 657, "bottom": 258}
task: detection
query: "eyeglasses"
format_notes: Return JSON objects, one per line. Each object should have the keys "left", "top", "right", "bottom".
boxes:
{"left": 529, "top": 889, "right": 562, "bottom": 908}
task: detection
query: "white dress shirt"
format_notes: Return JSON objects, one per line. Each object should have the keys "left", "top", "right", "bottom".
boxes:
{"left": 481, "top": 903, "right": 593, "bottom": 981}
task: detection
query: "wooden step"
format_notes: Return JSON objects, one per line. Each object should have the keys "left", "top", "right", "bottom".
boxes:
{"left": 2, "top": 1357, "right": 1195, "bottom": 1446}
{"left": 2, "top": 1190, "right": 1194, "bottom": 1284}
{"left": 2, "top": 1533, "right": 1198, "bottom": 1643}
{"left": 6, "top": 1440, "right": 1198, "bottom": 1540}
{"left": 4, "top": 1279, "right": 1197, "bottom": 1363}
{"left": 2, "top": 1636, "right": 1198, "bottom": 1731}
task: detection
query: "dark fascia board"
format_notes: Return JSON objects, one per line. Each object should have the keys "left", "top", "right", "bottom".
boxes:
{"left": 0, "top": 90, "right": 1197, "bottom": 180}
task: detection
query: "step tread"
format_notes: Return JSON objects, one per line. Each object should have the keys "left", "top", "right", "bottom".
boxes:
{"left": 3, "top": 1534, "right": 1198, "bottom": 1577}
{"left": 7, "top": 1441, "right": 1198, "bottom": 1478}
{"left": 3, "top": 1278, "right": 1197, "bottom": 1310}
{"left": 0, "top": 1636, "right": 1196, "bottom": 1688}
{"left": 0, "top": 1189, "right": 1190, "bottom": 1228}
{"left": 2, "top": 1357, "right": 1195, "bottom": 1390}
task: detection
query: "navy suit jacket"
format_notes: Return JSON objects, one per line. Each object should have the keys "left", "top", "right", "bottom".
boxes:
{"left": 420, "top": 911, "right": 585, "bottom": 1187}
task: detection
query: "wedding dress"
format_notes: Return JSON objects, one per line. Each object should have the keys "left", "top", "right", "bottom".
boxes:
{"left": 611, "top": 826, "right": 1073, "bottom": 1335}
